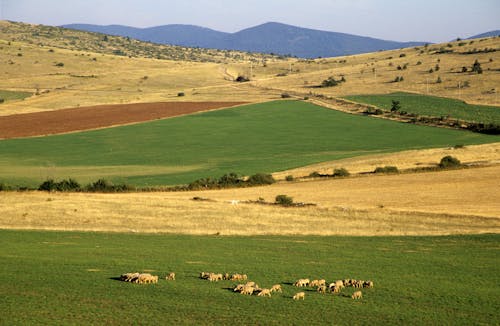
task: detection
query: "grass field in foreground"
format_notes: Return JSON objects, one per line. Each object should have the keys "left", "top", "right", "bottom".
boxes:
{"left": 344, "top": 92, "right": 500, "bottom": 124}
{"left": 0, "top": 230, "right": 498, "bottom": 325}
{"left": 0, "top": 100, "right": 498, "bottom": 187}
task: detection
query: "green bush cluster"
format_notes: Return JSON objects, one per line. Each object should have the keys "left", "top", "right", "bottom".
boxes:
{"left": 275, "top": 194, "right": 293, "bottom": 206}
{"left": 37, "top": 178, "right": 134, "bottom": 193}
{"left": 438, "top": 156, "right": 461, "bottom": 168}
{"left": 188, "top": 172, "right": 275, "bottom": 190}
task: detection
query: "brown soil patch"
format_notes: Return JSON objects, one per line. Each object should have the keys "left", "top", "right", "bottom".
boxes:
{"left": 0, "top": 101, "right": 246, "bottom": 139}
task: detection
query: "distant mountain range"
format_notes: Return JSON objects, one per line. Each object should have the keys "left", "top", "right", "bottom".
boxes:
{"left": 62, "top": 22, "right": 428, "bottom": 58}
{"left": 467, "top": 30, "right": 500, "bottom": 39}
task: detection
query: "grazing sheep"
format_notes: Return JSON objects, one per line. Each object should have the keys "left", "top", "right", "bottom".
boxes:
{"left": 294, "top": 278, "right": 310, "bottom": 287}
{"left": 231, "top": 273, "right": 248, "bottom": 281}
{"left": 293, "top": 292, "right": 305, "bottom": 300}
{"left": 354, "top": 280, "right": 363, "bottom": 288}
{"left": 135, "top": 273, "right": 155, "bottom": 284}
{"left": 223, "top": 273, "right": 230, "bottom": 280}
{"left": 317, "top": 285, "right": 327, "bottom": 294}
{"left": 335, "top": 280, "right": 344, "bottom": 289}
{"left": 318, "top": 279, "right": 326, "bottom": 287}
{"left": 310, "top": 279, "right": 320, "bottom": 287}
{"left": 363, "top": 281, "right": 374, "bottom": 288}
{"left": 151, "top": 275, "right": 159, "bottom": 284}
{"left": 241, "top": 286, "right": 255, "bottom": 295}
{"left": 234, "top": 284, "right": 245, "bottom": 292}
{"left": 257, "top": 289, "right": 272, "bottom": 297}
{"left": 121, "top": 272, "right": 140, "bottom": 282}
{"left": 330, "top": 285, "right": 341, "bottom": 293}
{"left": 200, "top": 272, "right": 210, "bottom": 279}
{"left": 270, "top": 284, "right": 282, "bottom": 293}
{"left": 352, "top": 291, "right": 362, "bottom": 299}
{"left": 166, "top": 272, "right": 175, "bottom": 281}
{"left": 207, "top": 273, "right": 223, "bottom": 282}
{"left": 244, "top": 281, "right": 259, "bottom": 289}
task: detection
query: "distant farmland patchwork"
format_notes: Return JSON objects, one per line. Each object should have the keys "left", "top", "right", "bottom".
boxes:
{"left": 0, "top": 100, "right": 497, "bottom": 187}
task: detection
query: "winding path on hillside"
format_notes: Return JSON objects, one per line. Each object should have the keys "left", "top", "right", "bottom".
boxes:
{"left": 0, "top": 101, "right": 246, "bottom": 139}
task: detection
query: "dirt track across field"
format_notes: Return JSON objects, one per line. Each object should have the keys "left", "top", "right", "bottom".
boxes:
{"left": 0, "top": 101, "right": 247, "bottom": 139}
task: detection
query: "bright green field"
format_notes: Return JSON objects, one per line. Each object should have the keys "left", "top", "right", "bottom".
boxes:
{"left": 344, "top": 92, "right": 500, "bottom": 124}
{"left": 0, "top": 89, "right": 32, "bottom": 102}
{"left": 0, "top": 100, "right": 498, "bottom": 187}
{"left": 0, "top": 230, "right": 498, "bottom": 325}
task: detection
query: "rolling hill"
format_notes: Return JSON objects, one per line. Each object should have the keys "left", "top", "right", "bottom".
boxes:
{"left": 62, "top": 22, "right": 428, "bottom": 58}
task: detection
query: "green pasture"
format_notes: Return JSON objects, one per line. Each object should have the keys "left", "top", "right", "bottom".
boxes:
{"left": 0, "top": 89, "right": 32, "bottom": 102}
{"left": 0, "top": 100, "right": 498, "bottom": 187}
{"left": 344, "top": 92, "right": 500, "bottom": 124}
{"left": 0, "top": 230, "right": 498, "bottom": 325}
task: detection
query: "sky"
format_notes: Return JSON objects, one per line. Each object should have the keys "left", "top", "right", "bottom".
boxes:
{"left": 1, "top": 0, "right": 499, "bottom": 43}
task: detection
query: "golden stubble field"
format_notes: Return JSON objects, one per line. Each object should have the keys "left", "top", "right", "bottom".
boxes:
{"left": 1, "top": 164, "right": 498, "bottom": 236}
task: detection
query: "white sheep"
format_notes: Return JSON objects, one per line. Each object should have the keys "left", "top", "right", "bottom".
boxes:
{"left": 293, "top": 292, "right": 305, "bottom": 300}
{"left": 352, "top": 291, "right": 362, "bottom": 299}
{"left": 166, "top": 272, "right": 175, "bottom": 281}
{"left": 257, "top": 289, "right": 272, "bottom": 297}
{"left": 241, "top": 286, "right": 255, "bottom": 295}
{"left": 270, "top": 284, "right": 282, "bottom": 293}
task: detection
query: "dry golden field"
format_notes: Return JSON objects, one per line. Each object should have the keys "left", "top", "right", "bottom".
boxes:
{"left": 1, "top": 162, "right": 498, "bottom": 236}
{"left": 273, "top": 142, "right": 500, "bottom": 179}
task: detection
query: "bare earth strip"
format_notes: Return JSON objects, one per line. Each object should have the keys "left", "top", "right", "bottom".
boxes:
{"left": 1, "top": 165, "right": 498, "bottom": 236}
{"left": 0, "top": 101, "right": 246, "bottom": 139}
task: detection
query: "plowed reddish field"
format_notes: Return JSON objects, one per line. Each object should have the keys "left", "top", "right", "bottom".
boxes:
{"left": 0, "top": 101, "right": 246, "bottom": 139}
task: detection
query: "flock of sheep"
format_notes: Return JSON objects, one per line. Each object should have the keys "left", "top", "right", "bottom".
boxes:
{"left": 120, "top": 271, "right": 373, "bottom": 301}
{"left": 120, "top": 272, "right": 175, "bottom": 284}
{"left": 200, "top": 272, "right": 372, "bottom": 300}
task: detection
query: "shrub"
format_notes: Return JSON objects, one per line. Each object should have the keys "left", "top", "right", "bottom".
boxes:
{"left": 333, "top": 168, "right": 350, "bottom": 177}
{"left": 218, "top": 173, "right": 243, "bottom": 186}
{"left": 0, "top": 99, "right": 4, "bottom": 104}
{"left": 321, "top": 76, "right": 339, "bottom": 87}
{"left": 399, "top": 53, "right": 406, "bottom": 57}
{"left": 309, "top": 171, "right": 321, "bottom": 178}
{"left": 436, "top": 76, "right": 442, "bottom": 83}
{"left": 85, "top": 179, "right": 134, "bottom": 192}
{"left": 38, "top": 178, "right": 81, "bottom": 192}
{"left": 374, "top": 166, "right": 399, "bottom": 174}
{"left": 439, "top": 155, "right": 461, "bottom": 168}
{"left": 275, "top": 194, "right": 293, "bottom": 206}
{"left": 281, "top": 93, "right": 291, "bottom": 98}
{"left": 177, "top": 92, "right": 185, "bottom": 97}
{"left": 391, "top": 100, "right": 401, "bottom": 112}
{"left": 235, "top": 75, "right": 249, "bottom": 82}
{"left": 285, "top": 175, "right": 294, "bottom": 182}
{"left": 247, "top": 173, "right": 275, "bottom": 185}
{"left": 472, "top": 60, "right": 482, "bottom": 74}
{"left": 54, "top": 62, "right": 64, "bottom": 67}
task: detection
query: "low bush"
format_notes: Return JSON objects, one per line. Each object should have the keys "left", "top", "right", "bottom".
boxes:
{"left": 285, "top": 175, "right": 294, "bottom": 181}
{"left": 247, "top": 173, "right": 275, "bottom": 186}
{"left": 374, "top": 166, "right": 399, "bottom": 174}
{"left": 177, "top": 92, "right": 185, "bottom": 97}
{"left": 275, "top": 194, "right": 293, "bottom": 206}
{"left": 439, "top": 156, "right": 461, "bottom": 168}
{"left": 85, "top": 179, "right": 135, "bottom": 193}
{"left": 333, "top": 168, "right": 350, "bottom": 177}
{"left": 281, "top": 93, "right": 291, "bottom": 98}
{"left": 235, "top": 75, "right": 249, "bottom": 82}
{"left": 38, "top": 178, "right": 81, "bottom": 192}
